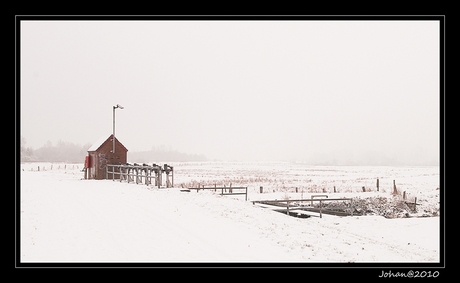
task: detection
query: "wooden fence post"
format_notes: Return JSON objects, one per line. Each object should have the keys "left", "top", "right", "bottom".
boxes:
{"left": 376, "top": 178, "right": 379, "bottom": 191}
{"left": 319, "top": 200, "right": 323, "bottom": 218}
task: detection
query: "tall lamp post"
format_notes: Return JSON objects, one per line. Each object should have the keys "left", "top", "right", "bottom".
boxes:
{"left": 112, "top": 104, "right": 124, "bottom": 153}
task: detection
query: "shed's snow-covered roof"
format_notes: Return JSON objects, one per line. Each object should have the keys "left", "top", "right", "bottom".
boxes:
{"left": 87, "top": 134, "right": 128, "bottom": 152}
{"left": 87, "top": 135, "right": 111, "bottom": 152}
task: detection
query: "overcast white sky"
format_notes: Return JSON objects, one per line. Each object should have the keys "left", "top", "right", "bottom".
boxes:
{"left": 19, "top": 18, "right": 441, "bottom": 164}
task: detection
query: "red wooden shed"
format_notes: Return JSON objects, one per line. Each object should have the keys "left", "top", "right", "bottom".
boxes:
{"left": 85, "top": 134, "right": 128, "bottom": 180}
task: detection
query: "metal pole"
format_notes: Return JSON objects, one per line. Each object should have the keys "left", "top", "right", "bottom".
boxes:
{"left": 112, "top": 106, "right": 116, "bottom": 154}
{"left": 111, "top": 104, "right": 124, "bottom": 154}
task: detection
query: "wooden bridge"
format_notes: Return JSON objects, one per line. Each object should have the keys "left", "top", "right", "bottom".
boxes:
{"left": 252, "top": 195, "right": 353, "bottom": 218}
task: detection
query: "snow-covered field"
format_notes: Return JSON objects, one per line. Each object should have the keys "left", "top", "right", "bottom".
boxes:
{"left": 19, "top": 162, "right": 441, "bottom": 263}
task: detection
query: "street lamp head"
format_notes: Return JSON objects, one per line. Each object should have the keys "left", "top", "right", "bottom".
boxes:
{"left": 114, "top": 104, "right": 124, "bottom": 109}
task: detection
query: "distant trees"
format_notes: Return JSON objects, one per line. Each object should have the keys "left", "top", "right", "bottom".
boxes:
{"left": 20, "top": 136, "right": 92, "bottom": 163}
{"left": 20, "top": 136, "right": 35, "bottom": 162}
{"left": 20, "top": 137, "right": 207, "bottom": 163}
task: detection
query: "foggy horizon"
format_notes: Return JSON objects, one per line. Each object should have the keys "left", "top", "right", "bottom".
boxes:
{"left": 20, "top": 134, "right": 438, "bottom": 166}
{"left": 19, "top": 18, "right": 441, "bottom": 166}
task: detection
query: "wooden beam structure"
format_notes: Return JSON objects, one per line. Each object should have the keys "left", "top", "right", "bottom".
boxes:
{"left": 106, "top": 163, "right": 174, "bottom": 188}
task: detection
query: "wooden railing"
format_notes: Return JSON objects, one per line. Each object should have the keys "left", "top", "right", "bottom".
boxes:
{"left": 106, "top": 163, "right": 173, "bottom": 188}
{"left": 252, "top": 196, "right": 353, "bottom": 218}
{"left": 186, "top": 186, "right": 248, "bottom": 201}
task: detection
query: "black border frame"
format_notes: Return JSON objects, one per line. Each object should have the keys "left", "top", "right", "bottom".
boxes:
{"left": 15, "top": 15, "right": 446, "bottom": 274}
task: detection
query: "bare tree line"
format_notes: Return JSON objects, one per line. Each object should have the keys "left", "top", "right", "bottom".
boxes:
{"left": 20, "top": 137, "right": 208, "bottom": 163}
{"left": 20, "top": 136, "right": 92, "bottom": 163}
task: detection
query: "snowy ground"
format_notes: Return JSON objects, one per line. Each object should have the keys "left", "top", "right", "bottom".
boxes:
{"left": 19, "top": 162, "right": 441, "bottom": 263}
